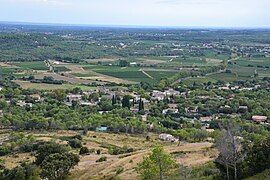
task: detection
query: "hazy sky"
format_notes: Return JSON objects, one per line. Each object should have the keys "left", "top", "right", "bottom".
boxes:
{"left": 0, "top": 0, "right": 269, "bottom": 27}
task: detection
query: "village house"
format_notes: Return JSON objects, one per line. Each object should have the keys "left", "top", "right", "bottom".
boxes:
{"left": 141, "top": 114, "right": 148, "bottom": 121}
{"left": 147, "top": 123, "right": 154, "bottom": 131}
{"left": 231, "top": 86, "right": 240, "bottom": 90}
{"left": 164, "top": 88, "right": 180, "bottom": 96}
{"left": 252, "top": 115, "right": 268, "bottom": 123}
{"left": 158, "top": 133, "right": 178, "bottom": 142}
{"left": 228, "top": 94, "right": 235, "bottom": 99}
{"left": 185, "top": 106, "right": 198, "bottom": 113}
{"left": 219, "top": 86, "right": 230, "bottom": 90}
{"left": 132, "top": 94, "right": 141, "bottom": 102}
{"left": 130, "top": 106, "right": 139, "bottom": 113}
{"left": 17, "top": 100, "right": 33, "bottom": 107}
{"left": 238, "top": 106, "right": 248, "bottom": 113}
{"left": 67, "top": 94, "right": 82, "bottom": 102}
{"left": 82, "top": 90, "right": 97, "bottom": 96}
{"left": 96, "top": 126, "right": 108, "bottom": 132}
{"left": 80, "top": 101, "right": 97, "bottom": 107}
{"left": 151, "top": 90, "right": 165, "bottom": 101}
{"left": 139, "top": 98, "right": 150, "bottom": 106}
{"left": 199, "top": 116, "right": 213, "bottom": 122}
{"left": 168, "top": 103, "right": 178, "bottom": 110}
{"left": 51, "top": 60, "right": 61, "bottom": 65}
{"left": 162, "top": 104, "right": 179, "bottom": 114}
{"left": 30, "top": 94, "right": 41, "bottom": 102}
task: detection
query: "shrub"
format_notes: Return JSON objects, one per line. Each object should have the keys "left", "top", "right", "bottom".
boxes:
{"left": 96, "top": 149, "right": 101, "bottom": 155}
{"left": 73, "top": 134, "right": 83, "bottom": 140}
{"left": 35, "top": 142, "right": 69, "bottom": 165}
{"left": 116, "top": 166, "right": 124, "bottom": 175}
{"left": 0, "top": 146, "right": 11, "bottom": 156}
{"left": 79, "top": 147, "right": 89, "bottom": 155}
{"left": 68, "top": 139, "right": 82, "bottom": 149}
{"left": 96, "top": 156, "right": 107, "bottom": 162}
{"left": 108, "top": 146, "right": 134, "bottom": 155}
{"left": 41, "top": 153, "right": 79, "bottom": 179}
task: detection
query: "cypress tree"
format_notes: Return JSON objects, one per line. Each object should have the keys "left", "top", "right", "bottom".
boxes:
{"left": 139, "top": 98, "right": 144, "bottom": 111}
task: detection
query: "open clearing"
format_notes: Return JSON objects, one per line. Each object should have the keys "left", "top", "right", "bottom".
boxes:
{"left": 0, "top": 62, "right": 13, "bottom": 67}
{"left": 69, "top": 131, "right": 215, "bottom": 180}
{"left": 14, "top": 80, "right": 97, "bottom": 91}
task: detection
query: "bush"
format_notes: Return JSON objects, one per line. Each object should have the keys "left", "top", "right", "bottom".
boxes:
{"left": 79, "top": 147, "right": 89, "bottom": 155}
{"left": 0, "top": 146, "right": 11, "bottom": 156}
{"left": 68, "top": 139, "right": 82, "bottom": 149}
{"left": 73, "top": 134, "right": 83, "bottom": 140}
{"left": 96, "top": 149, "right": 101, "bottom": 155}
{"left": 116, "top": 166, "right": 124, "bottom": 175}
{"left": 96, "top": 156, "right": 107, "bottom": 162}
{"left": 35, "top": 142, "right": 69, "bottom": 165}
{"left": 1, "top": 162, "right": 40, "bottom": 179}
{"left": 108, "top": 146, "right": 134, "bottom": 155}
{"left": 41, "top": 153, "right": 79, "bottom": 179}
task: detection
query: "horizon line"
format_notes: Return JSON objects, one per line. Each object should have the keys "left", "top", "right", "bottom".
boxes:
{"left": 1, "top": 20, "right": 270, "bottom": 30}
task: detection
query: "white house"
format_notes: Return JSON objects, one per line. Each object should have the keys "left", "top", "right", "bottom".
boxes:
{"left": 158, "top": 133, "right": 178, "bottom": 142}
{"left": 67, "top": 94, "right": 82, "bottom": 102}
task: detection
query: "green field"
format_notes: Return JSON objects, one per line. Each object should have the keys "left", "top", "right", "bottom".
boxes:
{"left": 81, "top": 65, "right": 183, "bottom": 83}
{"left": 53, "top": 66, "right": 71, "bottom": 72}
{"left": 145, "top": 71, "right": 179, "bottom": 81}
{"left": 13, "top": 61, "right": 48, "bottom": 71}
{"left": 183, "top": 77, "right": 217, "bottom": 86}
{"left": 208, "top": 73, "right": 239, "bottom": 82}
{"left": 0, "top": 67, "right": 18, "bottom": 75}
{"left": 234, "top": 58, "right": 270, "bottom": 68}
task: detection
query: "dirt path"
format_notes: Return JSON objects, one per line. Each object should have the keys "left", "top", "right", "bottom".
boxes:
{"left": 139, "top": 69, "right": 153, "bottom": 79}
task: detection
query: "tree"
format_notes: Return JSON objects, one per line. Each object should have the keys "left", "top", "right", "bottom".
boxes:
{"left": 118, "top": 60, "right": 129, "bottom": 67}
{"left": 79, "top": 147, "right": 89, "bottom": 155}
{"left": 139, "top": 98, "right": 144, "bottom": 112}
{"left": 35, "top": 142, "right": 69, "bottom": 165}
{"left": 112, "top": 95, "right": 117, "bottom": 105}
{"left": 68, "top": 139, "right": 82, "bottom": 149}
{"left": 98, "top": 97, "right": 113, "bottom": 111}
{"left": 89, "top": 92, "right": 99, "bottom": 102}
{"left": 1, "top": 162, "right": 40, "bottom": 180}
{"left": 242, "top": 136, "right": 270, "bottom": 177}
{"left": 122, "top": 95, "right": 130, "bottom": 109}
{"left": 137, "top": 146, "right": 177, "bottom": 180}
{"left": 41, "top": 153, "right": 79, "bottom": 180}
{"left": 215, "top": 122, "right": 243, "bottom": 180}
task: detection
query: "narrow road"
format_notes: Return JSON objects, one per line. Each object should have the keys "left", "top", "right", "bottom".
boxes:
{"left": 140, "top": 69, "right": 154, "bottom": 79}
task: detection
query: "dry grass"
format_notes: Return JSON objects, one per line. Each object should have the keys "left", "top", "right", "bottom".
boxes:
{"left": 2, "top": 153, "right": 35, "bottom": 169}
{"left": 85, "top": 58, "right": 119, "bottom": 63}
{"left": 0, "top": 62, "right": 11, "bottom": 67}
{"left": 79, "top": 73, "right": 138, "bottom": 84}
{"left": 71, "top": 131, "right": 215, "bottom": 180}
{"left": 0, "top": 130, "right": 216, "bottom": 180}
